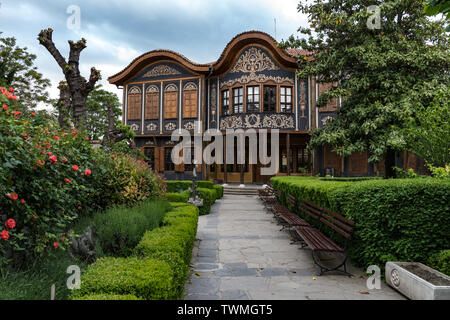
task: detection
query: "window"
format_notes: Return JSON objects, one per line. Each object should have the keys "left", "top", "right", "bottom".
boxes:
{"left": 145, "top": 86, "right": 159, "bottom": 119}
{"left": 222, "top": 90, "right": 230, "bottom": 115}
{"left": 183, "top": 82, "right": 198, "bottom": 118}
{"left": 164, "top": 147, "right": 174, "bottom": 171}
{"left": 247, "top": 86, "right": 260, "bottom": 113}
{"left": 263, "top": 85, "right": 276, "bottom": 112}
{"left": 143, "top": 147, "right": 155, "bottom": 170}
{"left": 127, "top": 86, "right": 142, "bottom": 120}
{"left": 164, "top": 84, "right": 178, "bottom": 119}
{"left": 280, "top": 86, "right": 293, "bottom": 113}
{"left": 296, "top": 147, "right": 311, "bottom": 173}
{"left": 232, "top": 87, "right": 243, "bottom": 113}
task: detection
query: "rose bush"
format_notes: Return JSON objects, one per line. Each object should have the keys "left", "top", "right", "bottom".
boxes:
{"left": 0, "top": 87, "right": 164, "bottom": 270}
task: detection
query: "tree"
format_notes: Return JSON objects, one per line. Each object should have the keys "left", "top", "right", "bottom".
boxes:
{"left": 85, "top": 85, "right": 121, "bottom": 140}
{"left": 0, "top": 33, "right": 51, "bottom": 110}
{"left": 280, "top": 0, "right": 449, "bottom": 177}
{"left": 424, "top": 0, "right": 450, "bottom": 30}
{"left": 405, "top": 87, "right": 449, "bottom": 167}
{"left": 38, "top": 28, "right": 101, "bottom": 129}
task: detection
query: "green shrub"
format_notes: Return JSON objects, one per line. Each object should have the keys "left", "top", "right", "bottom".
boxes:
{"left": 427, "top": 250, "right": 450, "bottom": 276}
{"left": 213, "top": 185, "right": 224, "bottom": 199}
{"left": 197, "top": 187, "right": 216, "bottom": 215}
{"left": 165, "top": 190, "right": 189, "bottom": 203}
{"left": 135, "top": 204, "right": 199, "bottom": 298}
{"left": 72, "top": 293, "right": 142, "bottom": 300}
{"left": 165, "top": 181, "right": 193, "bottom": 193}
{"left": 91, "top": 200, "right": 171, "bottom": 257}
{"left": 72, "top": 256, "right": 174, "bottom": 300}
{"left": 271, "top": 176, "right": 450, "bottom": 272}
{"left": 197, "top": 181, "right": 214, "bottom": 189}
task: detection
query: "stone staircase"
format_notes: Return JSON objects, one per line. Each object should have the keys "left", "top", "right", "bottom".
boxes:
{"left": 222, "top": 184, "right": 263, "bottom": 196}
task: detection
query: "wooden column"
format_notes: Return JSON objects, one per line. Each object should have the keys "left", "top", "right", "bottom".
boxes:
{"left": 223, "top": 134, "right": 227, "bottom": 184}
{"left": 287, "top": 133, "right": 291, "bottom": 176}
{"left": 240, "top": 133, "right": 244, "bottom": 184}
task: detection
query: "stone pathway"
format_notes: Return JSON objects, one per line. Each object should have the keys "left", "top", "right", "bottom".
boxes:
{"left": 184, "top": 194, "right": 404, "bottom": 300}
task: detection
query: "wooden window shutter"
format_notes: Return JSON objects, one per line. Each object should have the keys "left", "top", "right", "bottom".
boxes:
{"left": 127, "top": 87, "right": 142, "bottom": 120}
{"left": 154, "top": 147, "right": 160, "bottom": 172}
{"left": 159, "top": 147, "right": 165, "bottom": 171}
{"left": 164, "top": 84, "right": 178, "bottom": 119}
{"left": 145, "top": 90, "right": 159, "bottom": 119}
{"left": 183, "top": 90, "right": 197, "bottom": 118}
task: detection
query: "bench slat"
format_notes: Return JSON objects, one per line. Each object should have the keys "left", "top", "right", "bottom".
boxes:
{"left": 294, "top": 226, "right": 343, "bottom": 252}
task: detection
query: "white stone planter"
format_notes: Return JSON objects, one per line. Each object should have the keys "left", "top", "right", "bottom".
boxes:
{"left": 386, "top": 262, "right": 450, "bottom": 300}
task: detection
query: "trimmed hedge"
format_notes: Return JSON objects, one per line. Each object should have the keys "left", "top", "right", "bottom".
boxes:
{"left": 197, "top": 187, "right": 216, "bottom": 215}
{"left": 427, "top": 249, "right": 450, "bottom": 276}
{"left": 73, "top": 203, "right": 199, "bottom": 300}
{"left": 197, "top": 181, "right": 214, "bottom": 189}
{"left": 135, "top": 203, "right": 199, "bottom": 298}
{"left": 213, "top": 185, "right": 224, "bottom": 199}
{"left": 166, "top": 181, "right": 193, "bottom": 193}
{"left": 271, "top": 176, "right": 450, "bottom": 271}
{"left": 71, "top": 257, "right": 174, "bottom": 300}
{"left": 165, "top": 190, "right": 190, "bottom": 203}
{"left": 72, "top": 293, "right": 142, "bottom": 300}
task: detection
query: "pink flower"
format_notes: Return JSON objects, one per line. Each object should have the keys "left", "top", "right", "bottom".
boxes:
{"left": 54, "top": 136, "right": 60, "bottom": 141}
{"left": 49, "top": 155, "right": 57, "bottom": 164}
{"left": 83, "top": 169, "right": 92, "bottom": 176}
{"left": 5, "top": 219, "right": 16, "bottom": 229}
{"left": 53, "top": 242, "right": 59, "bottom": 249}
{"left": 1, "top": 230, "right": 9, "bottom": 240}
{"left": 72, "top": 165, "right": 79, "bottom": 171}
{"left": 64, "top": 178, "right": 71, "bottom": 183}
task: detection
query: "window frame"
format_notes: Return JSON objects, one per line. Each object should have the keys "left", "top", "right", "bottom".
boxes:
{"left": 232, "top": 87, "right": 244, "bottom": 114}
{"left": 246, "top": 85, "right": 260, "bottom": 113}
{"left": 164, "top": 147, "right": 175, "bottom": 171}
{"left": 280, "top": 86, "right": 293, "bottom": 113}
{"left": 263, "top": 85, "right": 277, "bottom": 113}
{"left": 222, "top": 89, "right": 230, "bottom": 116}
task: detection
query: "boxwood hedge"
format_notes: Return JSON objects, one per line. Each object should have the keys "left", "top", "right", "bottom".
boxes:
{"left": 72, "top": 203, "right": 199, "bottom": 300}
{"left": 271, "top": 176, "right": 450, "bottom": 271}
{"left": 165, "top": 190, "right": 190, "bottom": 203}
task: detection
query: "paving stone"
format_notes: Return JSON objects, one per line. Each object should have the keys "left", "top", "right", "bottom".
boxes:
{"left": 223, "top": 262, "right": 247, "bottom": 270}
{"left": 199, "top": 240, "right": 218, "bottom": 249}
{"left": 259, "top": 268, "right": 287, "bottom": 277}
{"left": 198, "top": 249, "right": 218, "bottom": 258}
{"left": 186, "top": 278, "right": 219, "bottom": 295}
{"left": 197, "top": 256, "right": 218, "bottom": 263}
{"left": 222, "top": 290, "right": 250, "bottom": 300}
{"left": 214, "top": 269, "right": 233, "bottom": 277}
{"left": 195, "top": 263, "right": 219, "bottom": 270}
{"left": 233, "top": 268, "right": 258, "bottom": 276}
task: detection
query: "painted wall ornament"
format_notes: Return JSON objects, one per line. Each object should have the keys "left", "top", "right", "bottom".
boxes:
{"left": 130, "top": 123, "right": 140, "bottom": 132}
{"left": 183, "top": 82, "right": 197, "bottom": 91}
{"left": 219, "top": 114, "right": 294, "bottom": 130}
{"left": 263, "top": 114, "right": 295, "bottom": 129}
{"left": 211, "top": 84, "right": 217, "bottom": 123}
{"left": 143, "top": 65, "right": 181, "bottom": 78}
{"left": 146, "top": 85, "right": 159, "bottom": 93}
{"left": 220, "top": 74, "right": 293, "bottom": 89}
{"left": 165, "top": 84, "right": 178, "bottom": 92}
{"left": 128, "top": 86, "right": 141, "bottom": 94}
{"left": 184, "top": 121, "right": 195, "bottom": 130}
{"left": 146, "top": 122, "right": 158, "bottom": 131}
{"left": 230, "top": 47, "right": 279, "bottom": 74}
{"left": 164, "top": 122, "right": 177, "bottom": 131}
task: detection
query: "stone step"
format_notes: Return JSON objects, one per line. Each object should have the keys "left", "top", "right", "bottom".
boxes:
{"left": 222, "top": 185, "right": 263, "bottom": 195}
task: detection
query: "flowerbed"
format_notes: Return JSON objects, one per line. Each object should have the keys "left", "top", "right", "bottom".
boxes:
{"left": 271, "top": 176, "right": 450, "bottom": 273}
{"left": 0, "top": 87, "right": 164, "bottom": 270}
{"left": 72, "top": 202, "right": 199, "bottom": 300}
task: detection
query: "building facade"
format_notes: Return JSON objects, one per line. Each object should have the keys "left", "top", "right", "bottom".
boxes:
{"left": 108, "top": 31, "right": 425, "bottom": 183}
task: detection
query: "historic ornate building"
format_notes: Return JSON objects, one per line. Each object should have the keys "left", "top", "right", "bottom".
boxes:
{"left": 108, "top": 31, "right": 425, "bottom": 183}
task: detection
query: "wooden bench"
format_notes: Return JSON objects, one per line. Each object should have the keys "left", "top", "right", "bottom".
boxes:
{"left": 271, "top": 191, "right": 310, "bottom": 235}
{"left": 259, "top": 184, "right": 277, "bottom": 208}
{"left": 294, "top": 200, "right": 355, "bottom": 276}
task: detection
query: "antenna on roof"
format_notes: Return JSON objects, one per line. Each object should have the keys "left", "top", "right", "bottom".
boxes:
{"left": 274, "top": 18, "right": 277, "bottom": 41}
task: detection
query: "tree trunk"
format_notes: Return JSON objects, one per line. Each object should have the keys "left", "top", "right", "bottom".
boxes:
{"left": 57, "top": 81, "right": 71, "bottom": 129}
{"left": 384, "top": 147, "right": 397, "bottom": 178}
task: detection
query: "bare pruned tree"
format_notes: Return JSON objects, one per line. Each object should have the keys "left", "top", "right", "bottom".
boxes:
{"left": 38, "top": 28, "right": 101, "bottom": 129}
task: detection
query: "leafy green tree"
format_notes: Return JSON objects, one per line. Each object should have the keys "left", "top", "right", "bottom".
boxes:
{"left": 280, "top": 0, "right": 449, "bottom": 177}
{"left": 405, "top": 88, "right": 449, "bottom": 167}
{"left": 424, "top": 0, "right": 450, "bottom": 30}
{"left": 0, "top": 33, "right": 51, "bottom": 110}
{"left": 85, "top": 85, "right": 121, "bottom": 140}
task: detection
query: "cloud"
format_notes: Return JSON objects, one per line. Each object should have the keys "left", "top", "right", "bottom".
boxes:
{"left": 1, "top": 0, "right": 308, "bottom": 109}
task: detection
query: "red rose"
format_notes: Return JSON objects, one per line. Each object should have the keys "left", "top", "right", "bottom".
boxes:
{"left": 77, "top": 206, "right": 82, "bottom": 210}
{"left": 85, "top": 137, "right": 89, "bottom": 140}
{"left": 1, "top": 230, "right": 9, "bottom": 240}
{"left": 31, "top": 112, "right": 36, "bottom": 116}
{"left": 6, "top": 193, "right": 18, "bottom": 201}
{"left": 54, "top": 136, "right": 60, "bottom": 141}
{"left": 9, "top": 87, "right": 14, "bottom": 92}
{"left": 64, "top": 178, "right": 71, "bottom": 183}
{"left": 83, "top": 169, "right": 92, "bottom": 176}
{"left": 72, "top": 165, "right": 79, "bottom": 171}
{"left": 2, "top": 104, "right": 7, "bottom": 111}
{"left": 37, "top": 159, "right": 45, "bottom": 167}
{"left": 5, "top": 219, "right": 16, "bottom": 229}
{"left": 20, "top": 199, "right": 25, "bottom": 204}
{"left": 49, "top": 155, "right": 57, "bottom": 164}
{"left": 53, "top": 242, "right": 59, "bottom": 249}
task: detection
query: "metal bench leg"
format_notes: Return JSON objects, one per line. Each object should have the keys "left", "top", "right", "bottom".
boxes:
{"left": 312, "top": 251, "right": 352, "bottom": 277}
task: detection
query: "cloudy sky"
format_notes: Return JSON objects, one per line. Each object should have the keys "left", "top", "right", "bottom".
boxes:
{"left": 0, "top": 0, "right": 308, "bottom": 108}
